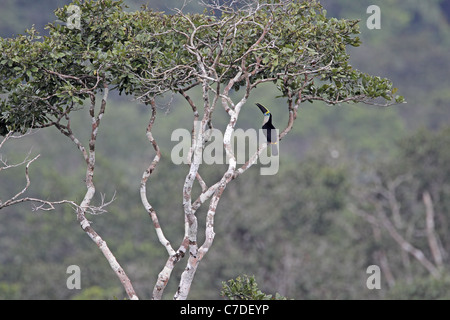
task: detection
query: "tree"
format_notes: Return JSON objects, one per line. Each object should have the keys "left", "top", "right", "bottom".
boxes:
{"left": 1, "top": 0, "right": 142, "bottom": 299}
{"left": 0, "top": 0, "right": 403, "bottom": 299}
{"left": 351, "top": 127, "right": 450, "bottom": 292}
{"left": 221, "top": 274, "right": 287, "bottom": 300}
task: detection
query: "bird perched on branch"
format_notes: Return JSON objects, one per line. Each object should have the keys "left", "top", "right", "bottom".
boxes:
{"left": 256, "top": 103, "right": 278, "bottom": 156}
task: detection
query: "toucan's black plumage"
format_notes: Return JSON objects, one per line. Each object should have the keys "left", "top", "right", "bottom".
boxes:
{"left": 256, "top": 103, "right": 278, "bottom": 155}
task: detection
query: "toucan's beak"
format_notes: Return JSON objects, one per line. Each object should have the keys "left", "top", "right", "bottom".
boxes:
{"left": 256, "top": 103, "right": 269, "bottom": 114}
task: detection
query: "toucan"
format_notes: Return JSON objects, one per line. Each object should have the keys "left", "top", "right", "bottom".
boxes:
{"left": 256, "top": 103, "right": 278, "bottom": 156}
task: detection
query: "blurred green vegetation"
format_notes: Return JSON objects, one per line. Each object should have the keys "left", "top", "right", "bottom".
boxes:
{"left": 221, "top": 274, "right": 288, "bottom": 300}
{"left": 0, "top": 0, "right": 449, "bottom": 299}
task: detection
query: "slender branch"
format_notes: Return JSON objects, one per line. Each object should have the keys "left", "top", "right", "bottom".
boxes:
{"left": 138, "top": 98, "right": 188, "bottom": 300}
{"left": 140, "top": 98, "right": 175, "bottom": 253}
{"left": 0, "top": 154, "right": 40, "bottom": 209}
{"left": 54, "top": 84, "right": 138, "bottom": 300}
{"left": 423, "top": 190, "right": 444, "bottom": 269}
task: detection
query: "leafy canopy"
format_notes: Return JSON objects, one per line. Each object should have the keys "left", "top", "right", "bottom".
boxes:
{"left": 0, "top": 0, "right": 404, "bottom": 134}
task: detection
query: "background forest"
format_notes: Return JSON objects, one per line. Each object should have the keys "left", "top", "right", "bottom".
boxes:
{"left": 0, "top": 0, "right": 449, "bottom": 299}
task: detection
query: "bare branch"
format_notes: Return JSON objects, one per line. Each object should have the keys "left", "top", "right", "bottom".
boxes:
{"left": 423, "top": 190, "right": 444, "bottom": 269}
{"left": 0, "top": 153, "right": 41, "bottom": 209}
{"left": 140, "top": 99, "right": 175, "bottom": 256}
{"left": 375, "top": 202, "right": 440, "bottom": 278}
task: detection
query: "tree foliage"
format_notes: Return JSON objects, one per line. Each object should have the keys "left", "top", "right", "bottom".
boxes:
{"left": 0, "top": 0, "right": 403, "bottom": 135}
{"left": 221, "top": 275, "right": 287, "bottom": 300}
